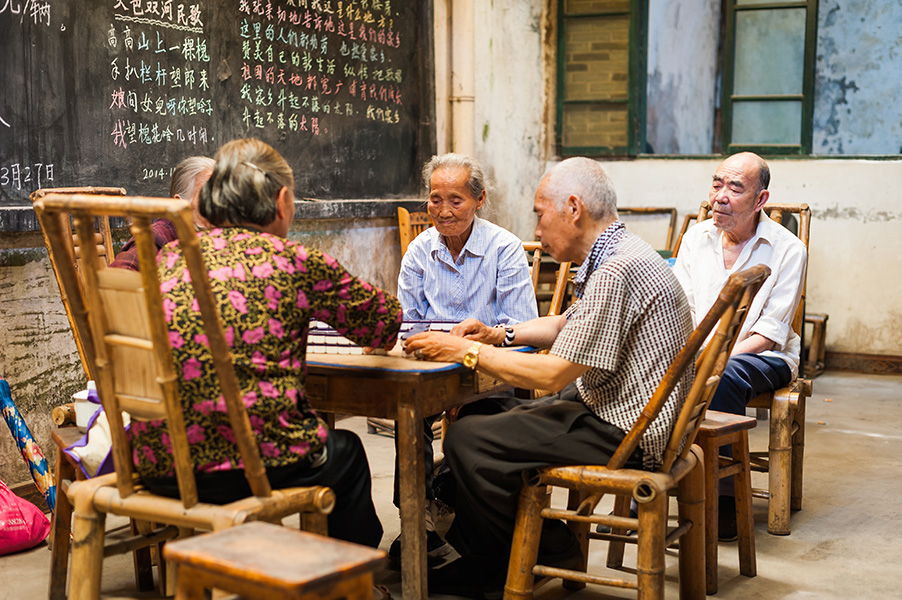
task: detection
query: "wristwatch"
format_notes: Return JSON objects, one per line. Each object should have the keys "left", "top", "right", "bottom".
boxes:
{"left": 463, "top": 341, "right": 483, "bottom": 370}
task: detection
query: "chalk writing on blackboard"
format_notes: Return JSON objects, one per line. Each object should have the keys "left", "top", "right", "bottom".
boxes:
{"left": 0, "top": 163, "right": 54, "bottom": 191}
{"left": 0, "top": 0, "right": 52, "bottom": 27}
{"left": 236, "top": 0, "right": 405, "bottom": 138}
{"left": 107, "top": 1, "right": 212, "bottom": 150}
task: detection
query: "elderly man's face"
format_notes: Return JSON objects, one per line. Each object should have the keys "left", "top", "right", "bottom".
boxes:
{"left": 427, "top": 166, "right": 484, "bottom": 240}
{"left": 709, "top": 154, "right": 766, "bottom": 235}
{"left": 533, "top": 180, "right": 574, "bottom": 262}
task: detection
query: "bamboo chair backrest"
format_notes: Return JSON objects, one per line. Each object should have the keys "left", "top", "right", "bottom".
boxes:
{"left": 398, "top": 207, "right": 433, "bottom": 257}
{"left": 32, "top": 194, "right": 273, "bottom": 509}
{"left": 617, "top": 206, "right": 678, "bottom": 253}
{"left": 31, "top": 187, "right": 127, "bottom": 380}
{"left": 674, "top": 200, "right": 811, "bottom": 335}
{"left": 522, "top": 241, "right": 572, "bottom": 318}
{"left": 606, "top": 265, "right": 771, "bottom": 473}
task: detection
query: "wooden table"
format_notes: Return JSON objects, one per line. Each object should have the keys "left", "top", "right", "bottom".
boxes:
{"left": 305, "top": 350, "right": 512, "bottom": 600}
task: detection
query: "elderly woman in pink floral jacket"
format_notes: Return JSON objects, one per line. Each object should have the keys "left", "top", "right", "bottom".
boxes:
{"left": 129, "top": 138, "right": 402, "bottom": 548}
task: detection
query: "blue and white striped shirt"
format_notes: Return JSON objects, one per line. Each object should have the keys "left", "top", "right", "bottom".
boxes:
{"left": 398, "top": 216, "right": 538, "bottom": 326}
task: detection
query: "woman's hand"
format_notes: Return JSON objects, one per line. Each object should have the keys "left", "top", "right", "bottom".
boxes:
{"left": 450, "top": 318, "right": 503, "bottom": 344}
{"left": 404, "top": 331, "right": 471, "bottom": 363}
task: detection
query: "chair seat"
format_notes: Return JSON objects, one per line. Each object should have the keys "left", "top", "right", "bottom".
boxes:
{"left": 163, "top": 520, "right": 386, "bottom": 599}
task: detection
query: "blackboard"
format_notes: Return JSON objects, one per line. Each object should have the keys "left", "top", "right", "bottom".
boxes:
{"left": 0, "top": 0, "right": 434, "bottom": 207}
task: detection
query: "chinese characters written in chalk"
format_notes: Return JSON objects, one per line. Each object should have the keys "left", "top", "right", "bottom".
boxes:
{"left": 1, "top": 0, "right": 52, "bottom": 27}
{"left": 107, "top": 0, "right": 211, "bottom": 149}
{"left": 0, "top": 162, "right": 54, "bottom": 190}
{"left": 237, "top": 0, "right": 406, "bottom": 137}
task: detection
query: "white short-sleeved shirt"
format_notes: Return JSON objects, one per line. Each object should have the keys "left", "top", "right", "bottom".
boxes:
{"left": 673, "top": 211, "right": 807, "bottom": 377}
{"left": 397, "top": 216, "right": 538, "bottom": 326}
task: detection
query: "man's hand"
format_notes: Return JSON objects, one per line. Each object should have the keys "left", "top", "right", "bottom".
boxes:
{"left": 450, "top": 318, "right": 504, "bottom": 344}
{"left": 404, "top": 331, "right": 470, "bottom": 363}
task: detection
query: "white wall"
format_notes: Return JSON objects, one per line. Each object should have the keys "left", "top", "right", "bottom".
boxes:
{"left": 590, "top": 158, "right": 902, "bottom": 357}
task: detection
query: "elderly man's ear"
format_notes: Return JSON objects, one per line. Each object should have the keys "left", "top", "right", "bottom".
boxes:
{"left": 566, "top": 194, "right": 583, "bottom": 220}
{"left": 754, "top": 188, "right": 770, "bottom": 212}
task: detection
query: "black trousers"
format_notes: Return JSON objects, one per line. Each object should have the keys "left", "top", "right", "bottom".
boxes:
{"left": 144, "top": 429, "right": 383, "bottom": 548}
{"left": 391, "top": 389, "right": 520, "bottom": 509}
{"left": 443, "top": 383, "right": 644, "bottom": 564}
{"left": 708, "top": 352, "right": 792, "bottom": 495}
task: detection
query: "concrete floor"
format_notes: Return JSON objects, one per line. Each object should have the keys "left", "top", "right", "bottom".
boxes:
{"left": 1, "top": 371, "right": 900, "bottom": 599}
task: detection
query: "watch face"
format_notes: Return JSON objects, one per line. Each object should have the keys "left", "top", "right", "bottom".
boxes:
{"left": 464, "top": 353, "right": 477, "bottom": 369}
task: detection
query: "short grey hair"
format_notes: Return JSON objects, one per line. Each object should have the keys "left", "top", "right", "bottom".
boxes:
{"left": 541, "top": 157, "right": 617, "bottom": 220}
{"left": 199, "top": 139, "right": 294, "bottom": 227}
{"left": 169, "top": 156, "right": 214, "bottom": 199}
{"left": 422, "top": 153, "right": 489, "bottom": 203}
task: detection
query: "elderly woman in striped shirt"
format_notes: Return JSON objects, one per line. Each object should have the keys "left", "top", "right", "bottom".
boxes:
{"left": 391, "top": 153, "right": 538, "bottom": 562}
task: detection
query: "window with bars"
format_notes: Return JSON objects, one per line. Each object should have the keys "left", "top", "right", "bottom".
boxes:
{"left": 556, "top": 0, "right": 647, "bottom": 157}
{"left": 721, "top": 0, "right": 819, "bottom": 155}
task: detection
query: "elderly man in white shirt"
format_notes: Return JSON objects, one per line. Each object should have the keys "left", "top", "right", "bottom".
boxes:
{"left": 672, "top": 151, "right": 806, "bottom": 541}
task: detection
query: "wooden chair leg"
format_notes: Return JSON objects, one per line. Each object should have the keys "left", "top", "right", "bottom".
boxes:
{"left": 69, "top": 502, "right": 107, "bottom": 600}
{"left": 677, "top": 447, "right": 706, "bottom": 600}
{"left": 732, "top": 433, "right": 757, "bottom": 578}
{"left": 173, "top": 565, "right": 207, "bottom": 600}
{"left": 791, "top": 395, "right": 806, "bottom": 511}
{"left": 49, "top": 445, "right": 74, "bottom": 600}
{"left": 699, "top": 435, "right": 719, "bottom": 595}
{"left": 504, "top": 483, "right": 547, "bottom": 600}
{"left": 636, "top": 494, "right": 667, "bottom": 600}
{"left": 131, "top": 520, "right": 155, "bottom": 591}
{"left": 605, "top": 494, "right": 631, "bottom": 569}
{"left": 767, "top": 393, "right": 793, "bottom": 535}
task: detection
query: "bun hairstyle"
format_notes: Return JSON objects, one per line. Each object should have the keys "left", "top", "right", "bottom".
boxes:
{"left": 198, "top": 138, "right": 295, "bottom": 227}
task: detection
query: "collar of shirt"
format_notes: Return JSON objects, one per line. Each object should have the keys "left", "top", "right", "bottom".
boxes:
{"left": 571, "top": 220, "right": 626, "bottom": 299}
{"left": 701, "top": 210, "right": 778, "bottom": 273}
{"left": 429, "top": 215, "right": 488, "bottom": 266}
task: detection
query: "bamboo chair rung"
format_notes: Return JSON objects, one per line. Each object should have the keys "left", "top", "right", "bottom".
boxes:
{"left": 104, "top": 334, "right": 154, "bottom": 350}
{"left": 532, "top": 566, "right": 639, "bottom": 590}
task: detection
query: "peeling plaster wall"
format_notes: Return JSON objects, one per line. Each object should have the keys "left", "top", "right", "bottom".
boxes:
{"left": 592, "top": 158, "right": 902, "bottom": 358}
{"left": 470, "top": 0, "right": 548, "bottom": 241}
{"left": 814, "top": 1, "right": 902, "bottom": 154}
{"left": 646, "top": 0, "right": 720, "bottom": 154}
{"left": 0, "top": 218, "right": 400, "bottom": 486}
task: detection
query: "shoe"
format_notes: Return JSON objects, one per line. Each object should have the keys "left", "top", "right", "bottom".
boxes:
{"left": 718, "top": 495, "right": 738, "bottom": 542}
{"left": 388, "top": 529, "right": 453, "bottom": 566}
{"left": 428, "top": 555, "right": 507, "bottom": 600}
{"left": 595, "top": 508, "right": 639, "bottom": 535}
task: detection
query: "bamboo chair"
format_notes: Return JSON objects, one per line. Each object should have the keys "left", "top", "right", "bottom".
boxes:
{"left": 617, "top": 207, "right": 679, "bottom": 257}
{"left": 31, "top": 186, "right": 126, "bottom": 381}
{"left": 504, "top": 265, "right": 771, "bottom": 600}
{"left": 398, "top": 206, "right": 433, "bottom": 256}
{"left": 672, "top": 200, "right": 813, "bottom": 535}
{"left": 32, "top": 194, "right": 336, "bottom": 600}
{"left": 522, "top": 241, "right": 572, "bottom": 318}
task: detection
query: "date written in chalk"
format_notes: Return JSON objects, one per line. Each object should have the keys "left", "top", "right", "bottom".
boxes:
{"left": 0, "top": 162, "right": 54, "bottom": 190}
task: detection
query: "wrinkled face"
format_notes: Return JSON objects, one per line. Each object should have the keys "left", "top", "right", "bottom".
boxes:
{"left": 427, "top": 166, "right": 484, "bottom": 239}
{"left": 533, "top": 179, "right": 574, "bottom": 262}
{"left": 709, "top": 155, "right": 765, "bottom": 234}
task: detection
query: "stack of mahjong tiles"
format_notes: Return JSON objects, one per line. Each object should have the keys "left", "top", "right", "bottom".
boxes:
{"left": 306, "top": 320, "right": 460, "bottom": 357}
{"left": 306, "top": 320, "right": 372, "bottom": 355}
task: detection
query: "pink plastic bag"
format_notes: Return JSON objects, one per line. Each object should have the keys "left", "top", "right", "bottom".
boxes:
{"left": 0, "top": 477, "right": 51, "bottom": 555}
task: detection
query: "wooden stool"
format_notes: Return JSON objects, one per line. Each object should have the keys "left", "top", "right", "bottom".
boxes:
{"left": 697, "top": 410, "right": 758, "bottom": 595}
{"left": 163, "top": 521, "right": 387, "bottom": 600}
{"left": 805, "top": 313, "right": 828, "bottom": 377}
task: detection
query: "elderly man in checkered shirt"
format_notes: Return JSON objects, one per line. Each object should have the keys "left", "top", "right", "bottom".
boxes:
{"left": 405, "top": 157, "right": 694, "bottom": 598}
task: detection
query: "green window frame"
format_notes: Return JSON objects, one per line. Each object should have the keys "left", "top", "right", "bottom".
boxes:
{"left": 722, "top": 0, "right": 819, "bottom": 155}
{"left": 556, "top": 0, "right": 647, "bottom": 157}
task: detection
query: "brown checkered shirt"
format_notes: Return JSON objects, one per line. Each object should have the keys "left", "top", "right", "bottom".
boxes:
{"left": 551, "top": 225, "right": 693, "bottom": 469}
